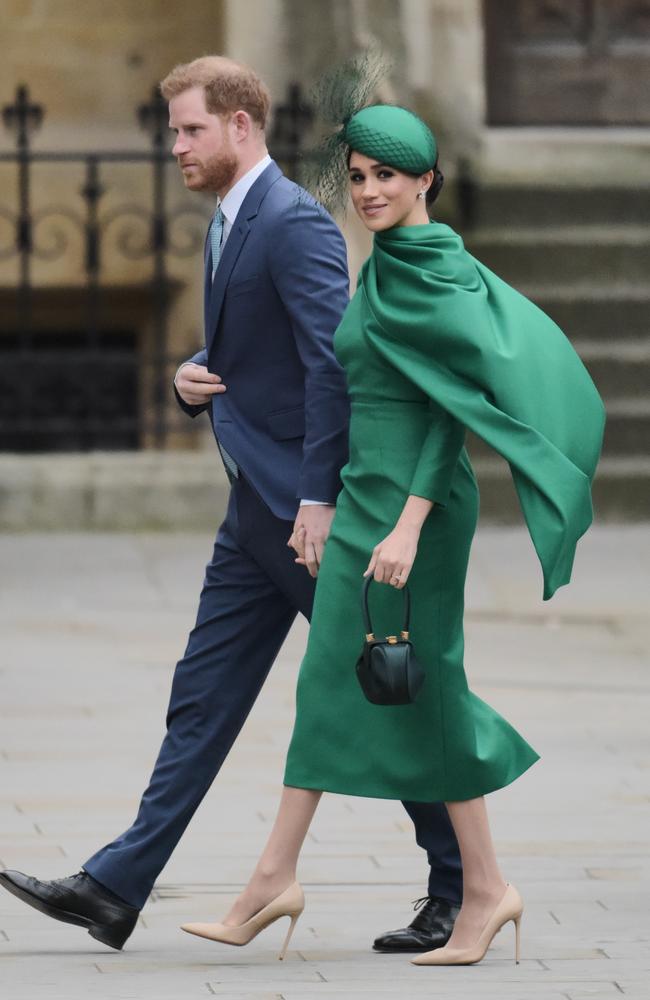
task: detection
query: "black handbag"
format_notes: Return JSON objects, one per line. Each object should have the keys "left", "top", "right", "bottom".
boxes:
{"left": 355, "top": 576, "right": 426, "bottom": 705}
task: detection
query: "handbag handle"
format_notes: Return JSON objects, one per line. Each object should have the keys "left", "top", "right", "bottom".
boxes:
{"left": 361, "top": 575, "right": 411, "bottom": 642}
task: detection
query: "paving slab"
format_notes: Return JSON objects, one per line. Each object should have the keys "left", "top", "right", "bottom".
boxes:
{"left": 1, "top": 525, "right": 649, "bottom": 1000}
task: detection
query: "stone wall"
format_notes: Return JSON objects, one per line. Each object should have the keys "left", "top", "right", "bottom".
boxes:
{"left": 1, "top": 1, "right": 225, "bottom": 146}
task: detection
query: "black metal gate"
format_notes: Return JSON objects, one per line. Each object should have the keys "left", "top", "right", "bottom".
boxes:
{"left": 0, "top": 83, "right": 315, "bottom": 451}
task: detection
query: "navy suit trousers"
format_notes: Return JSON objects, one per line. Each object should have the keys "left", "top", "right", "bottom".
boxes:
{"left": 84, "top": 478, "right": 462, "bottom": 908}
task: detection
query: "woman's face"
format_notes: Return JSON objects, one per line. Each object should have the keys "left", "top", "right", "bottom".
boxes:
{"left": 348, "top": 151, "right": 431, "bottom": 231}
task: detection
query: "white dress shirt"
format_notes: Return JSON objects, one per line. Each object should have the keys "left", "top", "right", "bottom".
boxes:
{"left": 217, "top": 153, "right": 272, "bottom": 246}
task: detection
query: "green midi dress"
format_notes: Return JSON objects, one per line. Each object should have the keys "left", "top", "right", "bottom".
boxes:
{"left": 284, "top": 222, "right": 605, "bottom": 803}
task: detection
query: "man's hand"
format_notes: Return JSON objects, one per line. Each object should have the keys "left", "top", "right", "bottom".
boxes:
{"left": 288, "top": 504, "right": 335, "bottom": 578}
{"left": 175, "top": 363, "right": 226, "bottom": 406}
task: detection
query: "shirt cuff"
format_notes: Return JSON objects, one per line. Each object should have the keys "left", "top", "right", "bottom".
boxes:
{"left": 299, "top": 499, "right": 333, "bottom": 506}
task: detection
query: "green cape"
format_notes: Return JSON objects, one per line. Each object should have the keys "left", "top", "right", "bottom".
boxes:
{"left": 359, "top": 222, "right": 605, "bottom": 600}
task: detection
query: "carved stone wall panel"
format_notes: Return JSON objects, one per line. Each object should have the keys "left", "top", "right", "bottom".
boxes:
{"left": 514, "top": 0, "right": 590, "bottom": 42}
{"left": 485, "top": 0, "right": 650, "bottom": 123}
{"left": 609, "top": 0, "right": 650, "bottom": 40}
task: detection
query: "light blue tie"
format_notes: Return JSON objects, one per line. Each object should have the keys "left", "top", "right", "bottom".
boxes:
{"left": 210, "top": 206, "right": 225, "bottom": 279}
{"left": 208, "top": 204, "right": 238, "bottom": 481}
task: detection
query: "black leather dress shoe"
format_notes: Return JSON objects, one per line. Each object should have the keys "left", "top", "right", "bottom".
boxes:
{"left": 0, "top": 869, "right": 139, "bottom": 949}
{"left": 373, "top": 895, "right": 461, "bottom": 953}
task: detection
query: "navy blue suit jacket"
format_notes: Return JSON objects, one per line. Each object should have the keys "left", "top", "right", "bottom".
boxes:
{"left": 176, "top": 161, "right": 350, "bottom": 519}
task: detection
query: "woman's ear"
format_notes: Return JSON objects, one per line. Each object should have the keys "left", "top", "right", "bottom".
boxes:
{"left": 421, "top": 168, "right": 434, "bottom": 196}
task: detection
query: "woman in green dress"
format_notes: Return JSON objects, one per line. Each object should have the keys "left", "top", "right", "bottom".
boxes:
{"left": 181, "top": 105, "right": 605, "bottom": 966}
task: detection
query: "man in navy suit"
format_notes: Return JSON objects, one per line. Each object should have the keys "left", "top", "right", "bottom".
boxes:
{"left": 0, "top": 56, "right": 461, "bottom": 953}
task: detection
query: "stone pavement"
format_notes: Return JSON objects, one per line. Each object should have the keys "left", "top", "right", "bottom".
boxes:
{"left": 0, "top": 525, "right": 648, "bottom": 1000}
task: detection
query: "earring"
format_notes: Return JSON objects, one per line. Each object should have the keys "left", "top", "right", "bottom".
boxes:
{"left": 417, "top": 191, "right": 425, "bottom": 200}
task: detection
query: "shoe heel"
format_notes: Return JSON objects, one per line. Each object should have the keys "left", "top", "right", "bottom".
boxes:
{"left": 513, "top": 913, "right": 522, "bottom": 965}
{"left": 88, "top": 921, "right": 132, "bottom": 951}
{"left": 278, "top": 912, "right": 301, "bottom": 961}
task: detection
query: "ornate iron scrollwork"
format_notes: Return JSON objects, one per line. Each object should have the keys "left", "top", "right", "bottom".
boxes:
{"left": 0, "top": 81, "right": 316, "bottom": 450}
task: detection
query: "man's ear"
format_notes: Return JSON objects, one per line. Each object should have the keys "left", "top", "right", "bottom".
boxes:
{"left": 231, "top": 110, "right": 251, "bottom": 141}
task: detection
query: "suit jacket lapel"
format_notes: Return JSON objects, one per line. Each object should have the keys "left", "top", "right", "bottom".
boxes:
{"left": 205, "top": 218, "right": 251, "bottom": 355}
{"left": 205, "top": 161, "right": 283, "bottom": 356}
{"left": 203, "top": 233, "right": 212, "bottom": 339}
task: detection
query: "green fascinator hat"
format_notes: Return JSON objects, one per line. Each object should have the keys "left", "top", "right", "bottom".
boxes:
{"left": 305, "top": 51, "right": 440, "bottom": 213}
{"left": 343, "top": 104, "right": 438, "bottom": 174}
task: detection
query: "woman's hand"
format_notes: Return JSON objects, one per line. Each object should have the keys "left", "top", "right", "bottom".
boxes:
{"left": 364, "top": 523, "right": 420, "bottom": 589}
{"left": 287, "top": 505, "right": 336, "bottom": 578}
{"left": 363, "top": 495, "right": 434, "bottom": 589}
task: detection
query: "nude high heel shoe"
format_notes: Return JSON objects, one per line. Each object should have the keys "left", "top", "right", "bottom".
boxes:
{"left": 181, "top": 881, "right": 304, "bottom": 961}
{"left": 411, "top": 883, "right": 523, "bottom": 967}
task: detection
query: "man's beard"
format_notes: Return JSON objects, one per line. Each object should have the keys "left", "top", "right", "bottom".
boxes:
{"left": 185, "top": 150, "right": 238, "bottom": 193}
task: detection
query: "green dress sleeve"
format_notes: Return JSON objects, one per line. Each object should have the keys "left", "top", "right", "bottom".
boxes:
{"left": 360, "top": 223, "right": 606, "bottom": 600}
{"left": 408, "top": 400, "right": 465, "bottom": 506}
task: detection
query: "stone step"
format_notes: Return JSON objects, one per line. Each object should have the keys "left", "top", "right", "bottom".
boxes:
{"left": 466, "top": 227, "right": 650, "bottom": 288}
{"left": 576, "top": 342, "right": 650, "bottom": 399}
{"left": 467, "top": 398, "right": 650, "bottom": 459}
{"left": 471, "top": 455, "right": 650, "bottom": 521}
{"left": 0, "top": 451, "right": 645, "bottom": 529}
{"left": 0, "top": 452, "right": 229, "bottom": 532}
{"left": 464, "top": 184, "right": 650, "bottom": 229}
{"left": 522, "top": 288, "right": 650, "bottom": 342}
{"left": 602, "top": 400, "right": 650, "bottom": 454}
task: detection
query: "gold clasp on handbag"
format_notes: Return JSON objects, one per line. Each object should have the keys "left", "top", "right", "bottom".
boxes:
{"left": 366, "top": 633, "right": 409, "bottom": 644}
